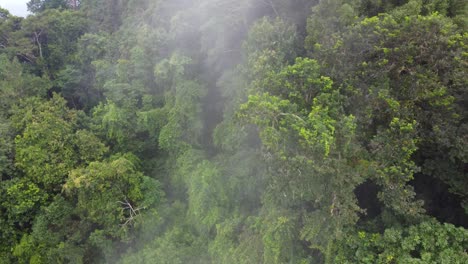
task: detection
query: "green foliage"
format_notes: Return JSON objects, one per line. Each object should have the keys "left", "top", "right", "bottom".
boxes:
{"left": 370, "top": 117, "right": 424, "bottom": 218}
{"left": 209, "top": 216, "right": 264, "bottom": 264}
{"left": 119, "top": 226, "right": 209, "bottom": 264}
{"left": 0, "top": 10, "right": 36, "bottom": 63}
{"left": 64, "top": 154, "right": 161, "bottom": 240}
{"left": 159, "top": 79, "right": 207, "bottom": 152}
{"left": 186, "top": 160, "right": 227, "bottom": 233}
{"left": 261, "top": 211, "right": 299, "bottom": 263}
{"left": 244, "top": 17, "right": 299, "bottom": 64}
{"left": 27, "top": 0, "right": 70, "bottom": 13}
{"left": 14, "top": 95, "right": 107, "bottom": 191}
{"left": 335, "top": 220, "right": 468, "bottom": 263}
{"left": 4, "top": 180, "right": 45, "bottom": 216}
{"left": 12, "top": 196, "right": 83, "bottom": 264}
{"left": 20, "top": 9, "right": 89, "bottom": 76}
{"left": 11, "top": 154, "right": 162, "bottom": 263}
{"left": 0, "top": 55, "right": 50, "bottom": 112}
{"left": 243, "top": 17, "right": 299, "bottom": 85}
{"left": 80, "top": 0, "right": 124, "bottom": 32}
{"left": 308, "top": 1, "right": 467, "bottom": 221}
{"left": 238, "top": 57, "right": 365, "bottom": 261}
{"left": 306, "top": 0, "right": 360, "bottom": 51}
{"left": 94, "top": 101, "right": 136, "bottom": 145}
{"left": 0, "top": 55, "right": 51, "bottom": 181}
{"left": 1, "top": 1, "right": 467, "bottom": 263}
{"left": 0, "top": 117, "right": 14, "bottom": 177}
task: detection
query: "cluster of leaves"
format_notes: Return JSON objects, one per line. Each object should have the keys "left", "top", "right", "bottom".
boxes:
{"left": 335, "top": 220, "right": 468, "bottom": 263}
{"left": 0, "top": 0, "right": 466, "bottom": 263}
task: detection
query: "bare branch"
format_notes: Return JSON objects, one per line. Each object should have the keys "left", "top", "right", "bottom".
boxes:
{"left": 118, "top": 198, "right": 145, "bottom": 227}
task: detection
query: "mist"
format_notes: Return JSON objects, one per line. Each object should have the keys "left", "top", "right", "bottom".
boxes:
{"left": 0, "top": 0, "right": 467, "bottom": 263}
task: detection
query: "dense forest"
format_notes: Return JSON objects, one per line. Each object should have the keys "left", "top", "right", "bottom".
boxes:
{"left": 0, "top": 0, "right": 467, "bottom": 263}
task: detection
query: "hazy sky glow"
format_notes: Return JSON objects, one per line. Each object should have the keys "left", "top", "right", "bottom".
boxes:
{"left": 0, "top": 0, "right": 29, "bottom": 17}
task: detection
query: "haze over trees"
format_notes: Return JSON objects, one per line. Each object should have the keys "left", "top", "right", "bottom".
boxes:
{"left": 0, "top": 0, "right": 467, "bottom": 263}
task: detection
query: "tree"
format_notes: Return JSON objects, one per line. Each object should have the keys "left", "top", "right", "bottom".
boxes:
{"left": 307, "top": 0, "right": 468, "bottom": 220}
{"left": 27, "top": 0, "right": 69, "bottom": 13}
{"left": 63, "top": 154, "right": 161, "bottom": 250}
{"left": 0, "top": 55, "right": 50, "bottom": 113}
{"left": 20, "top": 9, "right": 88, "bottom": 78}
{"left": 335, "top": 220, "right": 468, "bottom": 263}
{"left": 0, "top": 9, "right": 37, "bottom": 63}
{"left": 1, "top": 0, "right": 467, "bottom": 263}
{"left": 14, "top": 95, "right": 107, "bottom": 192}
{"left": 238, "top": 57, "right": 364, "bottom": 262}
{"left": 12, "top": 154, "right": 161, "bottom": 263}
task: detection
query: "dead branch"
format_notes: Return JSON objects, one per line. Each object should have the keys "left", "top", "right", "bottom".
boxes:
{"left": 118, "top": 198, "right": 145, "bottom": 227}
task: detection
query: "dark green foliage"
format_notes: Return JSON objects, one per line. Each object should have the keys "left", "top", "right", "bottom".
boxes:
{"left": 21, "top": 9, "right": 89, "bottom": 77}
{"left": 335, "top": 220, "right": 468, "bottom": 263}
{"left": 0, "top": 0, "right": 467, "bottom": 263}
{"left": 27, "top": 0, "right": 70, "bottom": 13}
